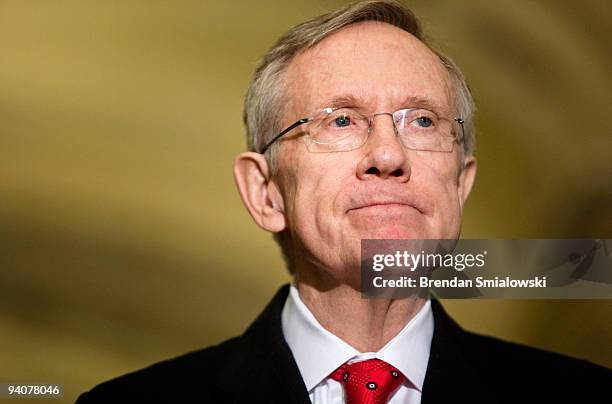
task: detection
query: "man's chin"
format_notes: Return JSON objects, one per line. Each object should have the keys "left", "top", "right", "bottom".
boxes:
{"left": 347, "top": 212, "right": 428, "bottom": 240}
{"left": 357, "top": 225, "right": 427, "bottom": 240}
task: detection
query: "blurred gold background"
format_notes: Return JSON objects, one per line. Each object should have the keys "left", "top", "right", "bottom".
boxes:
{"left": 1, "top": 0, "right": 611, "bottom": 402}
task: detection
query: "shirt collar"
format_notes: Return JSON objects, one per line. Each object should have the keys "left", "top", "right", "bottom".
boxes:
{"left": 281, "top": 284, "right": 433, "bottom": 392}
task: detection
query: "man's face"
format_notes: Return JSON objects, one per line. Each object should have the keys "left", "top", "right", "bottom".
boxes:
{"left": 272, "top": 22, "right": 475, "bottom": 281}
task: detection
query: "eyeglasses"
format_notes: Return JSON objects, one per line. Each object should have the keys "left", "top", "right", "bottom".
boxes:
{"left": 259, "top": 107, "right": 465, "bottom": 154}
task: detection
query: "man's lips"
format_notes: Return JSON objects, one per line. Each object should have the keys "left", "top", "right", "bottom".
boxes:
{"left": 347, "top": 201, "right": 423, "bottom": 213}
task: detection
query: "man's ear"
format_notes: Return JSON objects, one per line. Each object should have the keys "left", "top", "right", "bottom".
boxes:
{"left": 233, "top": 152, "right": 286, "bottom": 232}
{"left": 458, "top": 156, "right": 477, "bottom": 210}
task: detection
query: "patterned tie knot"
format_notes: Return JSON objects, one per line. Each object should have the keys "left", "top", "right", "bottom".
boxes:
{"left": 330, "top": 358, "right": 405, "bottom": 404}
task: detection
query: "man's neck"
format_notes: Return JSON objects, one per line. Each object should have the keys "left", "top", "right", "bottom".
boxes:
{"left": 295, "top": 280, "right": 426, "bottom": 353}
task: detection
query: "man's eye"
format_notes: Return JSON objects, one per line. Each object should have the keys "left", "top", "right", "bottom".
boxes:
{"left": 333, "top": 115, "right": 352, "bottom": 127}
{"left": 415, "top": 116, "right": 433, "bottom": 128}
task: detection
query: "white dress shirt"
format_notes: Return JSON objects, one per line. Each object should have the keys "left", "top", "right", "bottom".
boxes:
{"left": 281, "top": 285, "right": 434, "bottom": 404}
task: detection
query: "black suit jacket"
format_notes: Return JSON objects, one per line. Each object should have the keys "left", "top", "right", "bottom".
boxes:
{"left": 77, "top": 284, "right": 610, "bottom": 403}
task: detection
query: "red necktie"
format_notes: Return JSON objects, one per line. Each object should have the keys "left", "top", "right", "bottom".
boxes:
{"left": 330, "top": 358, "right": 405, "bottom": 404}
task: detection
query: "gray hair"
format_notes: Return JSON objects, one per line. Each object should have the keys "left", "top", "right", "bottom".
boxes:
{"left": 242, "top": 0, "right": 476, "bottom": 272}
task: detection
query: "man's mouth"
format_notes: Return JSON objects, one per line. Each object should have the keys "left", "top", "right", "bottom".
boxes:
{"left": 348, "top": 201, "right": 422, "bottom": 214}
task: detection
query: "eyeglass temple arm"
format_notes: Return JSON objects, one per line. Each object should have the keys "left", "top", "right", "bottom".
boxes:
{"left": 454, "top": 118, "right": 465, "bottom": 142}
{"left": 259, "top": 118, "right": 310, "bottom": 154}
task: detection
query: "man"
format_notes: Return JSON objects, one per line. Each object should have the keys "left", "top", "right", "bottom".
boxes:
{"left": 77, "top": 1, "right": 610, "bottom": 403}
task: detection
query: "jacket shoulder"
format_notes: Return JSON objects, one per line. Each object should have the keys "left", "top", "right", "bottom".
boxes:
{"left": 76, "top": 285, "right": 296, "bottom": 404}
{"left": 76, "top": 336, "right": 242, "bottom": 403}
{"left": 459, "top": 329, "right": 611, "bottom": 386}
{"left": 431, "top": 299, "right": 610, "bottom": 384}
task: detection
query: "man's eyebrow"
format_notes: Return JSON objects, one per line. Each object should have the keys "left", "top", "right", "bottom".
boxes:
{"left": 401, "top": 96, "right": 446, "bottom": 113}
{"left": 324, "top": 94, "right": 369, "bottom": 110}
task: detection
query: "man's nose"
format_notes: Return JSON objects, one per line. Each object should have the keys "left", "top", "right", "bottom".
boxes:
{"left": 356, "top": 113, "right": 411, "bottom": 182}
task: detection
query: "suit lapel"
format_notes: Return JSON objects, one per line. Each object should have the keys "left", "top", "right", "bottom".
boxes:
{"left": 421, "top": 300, "right": 492, "bottom": 404}
{"left": 227, "top": 285, "right": 311, "bottom": 404}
